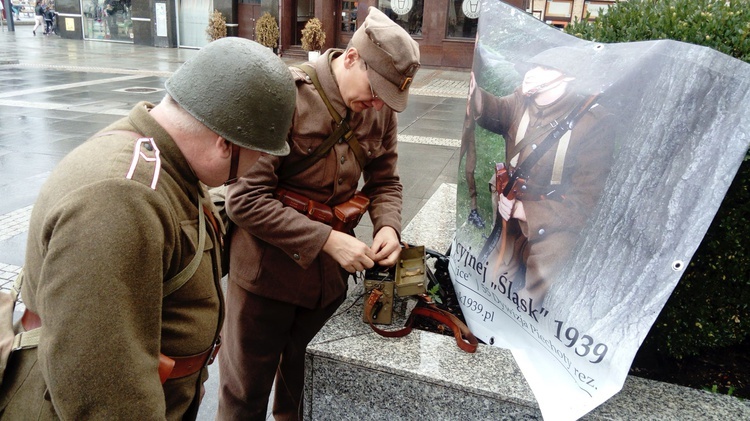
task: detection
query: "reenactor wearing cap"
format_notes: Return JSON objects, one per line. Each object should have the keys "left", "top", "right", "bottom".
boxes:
{"left": 0, "top": 38, "right": 295, "bottom": 420}
{"left": 217, "top": 7, "right": 420, "bottom": 420}
{"left": 471, "top": 46, "right": 615, "bottom": 308}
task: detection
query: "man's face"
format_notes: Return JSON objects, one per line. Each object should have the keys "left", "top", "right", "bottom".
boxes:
{"left": 342, "top": 59, "right": 385, "bottom": 113}
{"left": 521, "top": 66, "right": 565, "bottom": 96}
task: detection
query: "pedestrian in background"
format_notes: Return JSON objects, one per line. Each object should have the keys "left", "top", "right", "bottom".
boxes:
{"left": 32, "top": 0, "right": 43, "bottom": 35}
{"left": 217, "top": 7, "right": 420, "bottom": 420}
{"left": 42, "top": 3, "right": 55, "bottom": 35}
{"left": 0, "top": 38, "right": 296, "bottom": 420}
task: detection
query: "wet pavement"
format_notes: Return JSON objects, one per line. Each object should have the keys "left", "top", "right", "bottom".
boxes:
{"left": 0, "top": 25, "right": 470, "bottom": 420}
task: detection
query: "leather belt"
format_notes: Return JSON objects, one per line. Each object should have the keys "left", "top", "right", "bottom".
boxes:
{"left": 22, "top": 309, "right": 220, "bottom": 383}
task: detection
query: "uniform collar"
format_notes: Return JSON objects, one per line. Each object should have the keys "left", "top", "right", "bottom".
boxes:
{"left": 127, "top": 102, "right": 202, "bottom": 195}
{"left": 314, "top": 49, "right": 349, "bottom": 122}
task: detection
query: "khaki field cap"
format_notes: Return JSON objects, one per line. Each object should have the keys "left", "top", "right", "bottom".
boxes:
{"left": 165, "top": 37, "right": 295, "bottom": 156}
{"left": 352, "top": 7, "right": 420, "bottom": 112}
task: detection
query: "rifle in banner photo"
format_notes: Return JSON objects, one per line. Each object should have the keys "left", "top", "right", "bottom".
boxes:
{"left": 478, "top": 162, "right": 526, "bottom": 264}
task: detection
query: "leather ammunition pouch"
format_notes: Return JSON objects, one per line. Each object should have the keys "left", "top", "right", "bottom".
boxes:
{"left": 274, "top": 187, "right": 370, "bottom": 233}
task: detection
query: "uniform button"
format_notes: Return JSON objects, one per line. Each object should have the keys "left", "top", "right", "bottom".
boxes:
{"left": 531, "top": 144, "right": 537, "bottom": 150}
{"left": 293, "top": 253, "right": 300, "bottom": 260}
{"left": 143, "top": 142, "right": 153, "bottom": 151}
{"left": 538, "top": 229, "right": 545, "bottom": 236}
{"left": 367, "top": 150, "right": 372, "bottom": 156}
{"left": 338, "top": 178, "right": 343, "bottom": 185}
{"left": 521, "top": 185, "right": 527, "bottom": 190}
{"left": 338, "top": 138, "right": 344, "bottom": 144}
{"left": 307, "top": 147, "right": 312, "bottom": 153}
{"left": 340, "top": 156, "right": 345, "bottom": 164}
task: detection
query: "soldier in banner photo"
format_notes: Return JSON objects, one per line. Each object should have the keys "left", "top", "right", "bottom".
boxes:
{"left": 471, "top": 46, "right": 616, "bottom": 309}
{"left": 217, "top": 7, "right": 420, "bottom": 420}
{"left": 0, "top": 38, "right": 296, "bottom": 420}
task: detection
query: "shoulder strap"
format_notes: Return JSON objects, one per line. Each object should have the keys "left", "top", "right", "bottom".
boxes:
{"left": 280, "top": 65, "right": 367, "bottom": 180}
{"left": 162, "top": 196, "right": 206, "bottom": 297}
{"left": 505, "top": 94, "right": 598, "bottom": 196}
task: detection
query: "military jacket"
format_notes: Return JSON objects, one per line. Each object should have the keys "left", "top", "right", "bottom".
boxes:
{"left": 0, "top": 102, "right": 223, "bottom": 420}
{"left": 227, "top": 49, "right": 403, "bottom": 309}
{"left": 475, "top": 87, "right": 615, "bottom": 243}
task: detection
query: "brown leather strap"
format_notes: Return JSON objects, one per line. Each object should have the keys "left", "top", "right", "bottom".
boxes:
{"left": 23, "top": 310, "right": 221, "bottom": 383}
{"left": 161, "top": 337, "right": 222, "bottom": 382}
{"left": 364, "top": 292, "right": 478, "bottom": 353}
{"left": 224, "top": 143, "right": 241, "bottom": 186}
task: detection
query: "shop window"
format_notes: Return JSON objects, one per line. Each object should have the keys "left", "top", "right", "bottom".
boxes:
{"left": 81, "top": 0, "right": 134, "bottom": 42}
{"left": 446, "top": 0, "right": 479, "bottom": 39}
{"left": 378, "top": 0, "right": 423, "bottom": 36}
{"left": 584, "top": 1, "right": 613, "bottom": 20}
{"left": 342, "top": 1, "right": 358, "bottom": 33}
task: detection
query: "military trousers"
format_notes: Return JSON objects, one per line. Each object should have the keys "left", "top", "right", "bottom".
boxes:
{"left": 216, "top": 277, "right": 345, "bottom": 421}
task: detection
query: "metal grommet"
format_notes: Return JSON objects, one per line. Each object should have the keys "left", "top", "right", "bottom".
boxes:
{"left": 671, "top": 260, "right": 684, "bottom": 272}
{"left": 143, "top": 142, "right": 153, "bottom": 151}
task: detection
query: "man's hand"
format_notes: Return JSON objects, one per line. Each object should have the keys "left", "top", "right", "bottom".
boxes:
{"left": 498, "top": 195, "right": 526, "bottom": 222}
{"left": 322, "top": 230, "right": 375, "bottom": 273}
{"left": 371, "top": 226, "right": 401, "bottom": 267}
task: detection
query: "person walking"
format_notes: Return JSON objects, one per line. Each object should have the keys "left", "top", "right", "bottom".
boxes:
{"left": 217, "top": 7, "right": 420, "bottom": 420}
{"left": 32, "top": 0, "right": 43, "bottom": 35}
{"left": 0, "top": 37, "right": 296, "bottom": 420}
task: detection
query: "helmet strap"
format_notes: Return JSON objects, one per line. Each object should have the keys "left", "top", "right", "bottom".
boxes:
{"left": 223, "top": 143, "right": 241, "bottom": 186}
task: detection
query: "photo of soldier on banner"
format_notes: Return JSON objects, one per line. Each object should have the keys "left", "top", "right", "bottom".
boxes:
{"left": 451, "top": 2, "right": 750, "bottom": 420}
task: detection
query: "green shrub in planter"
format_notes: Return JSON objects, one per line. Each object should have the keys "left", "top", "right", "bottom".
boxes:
{"left": 301, "top": 17, "right": 326, "bottom": 52}
{"left": 206, "top": 9, "right": 227, "bottom": 42}
{"left": 566, "top": 0, "right": 750, "bottom": 359}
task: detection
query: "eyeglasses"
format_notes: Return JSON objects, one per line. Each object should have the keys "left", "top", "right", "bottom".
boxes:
{"left": 363, "top": 62, "right": 379, "bottom": 100}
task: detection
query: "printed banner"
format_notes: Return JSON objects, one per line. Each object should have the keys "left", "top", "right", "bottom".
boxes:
{"left": 451, "top": 2, "right": 750, "bottom": 419}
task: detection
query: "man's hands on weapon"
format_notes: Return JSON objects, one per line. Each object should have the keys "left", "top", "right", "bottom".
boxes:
{"left": 371, "top": 226, "right": 401, "bottom": 267}
{"left": 498, "top": 195, "right": 526, "bottom": 222}
{"left": 323, "top": 230, "right": 375, "bottom": 273}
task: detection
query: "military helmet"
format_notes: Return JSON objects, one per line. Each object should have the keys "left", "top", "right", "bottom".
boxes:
{"left": 166, "top": 37, "right": 295, "bottom": 156}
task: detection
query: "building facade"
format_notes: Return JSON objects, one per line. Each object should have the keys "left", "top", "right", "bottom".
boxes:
{"left": 51, "top": 0, "right": 615, "bottom": 68}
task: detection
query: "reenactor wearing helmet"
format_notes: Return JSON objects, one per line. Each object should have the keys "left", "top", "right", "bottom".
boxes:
{"left": 0, "top": 38, "right": 295, "bottom": 420}
{"left": 471, "top": 46, "right": 616, "bottom": 308}
{"left": 217, "top": 7, "right": 420, "bottom": 420}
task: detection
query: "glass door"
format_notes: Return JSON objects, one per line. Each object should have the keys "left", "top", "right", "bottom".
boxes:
{"left": 178, "top": 0, "right": 212, "bottom": 48}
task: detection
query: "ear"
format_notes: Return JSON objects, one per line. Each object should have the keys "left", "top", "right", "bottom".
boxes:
{"left": 344, "top": 48, "right": 360, "bottom": 69}
{"left": 215, "top": 136, "right": 232, "bottom": 159}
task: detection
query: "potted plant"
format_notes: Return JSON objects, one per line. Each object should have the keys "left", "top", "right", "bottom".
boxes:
{"left": 301, "top": 17, "right": 326, "bottom": 61}
{"left": 255, "top": 12, "right": 279, "bottom": 51}
{"left": 206, "top": 9, "right": 227, "bottom": 42}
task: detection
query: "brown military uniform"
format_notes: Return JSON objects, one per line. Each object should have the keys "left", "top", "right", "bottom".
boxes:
{"left": 0, "top": 102, "right": 223, "bottom": 420}
{"left": 218, "top": 50, "right": 402, "bottom": 420}
{"left": 474, "top": 87, "right": 615, "bottom": 305}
